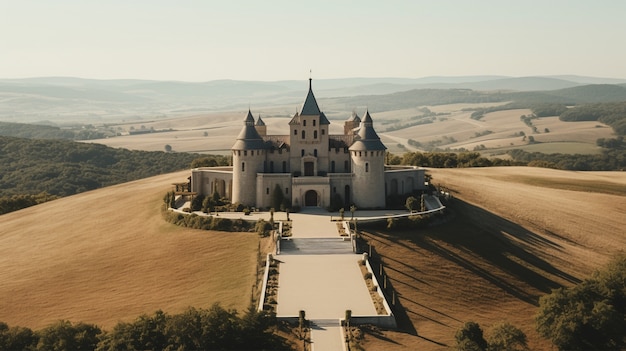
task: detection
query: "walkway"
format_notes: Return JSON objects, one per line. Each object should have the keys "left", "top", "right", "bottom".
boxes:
{"left": 276, "top": 209, "right": 376, "bottom": 350}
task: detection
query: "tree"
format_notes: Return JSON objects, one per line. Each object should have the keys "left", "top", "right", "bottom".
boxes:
{"left": 535, "top": 254, "right": 626, "bottom": 350}
{"left": 164, "top": 144, "right": 172, "bottom": 152}
{"left": 455, "top": 321, "right": 488, "bottom": 351}
{"left": 37, "top": 320, "right": 101, "bottom": 351}
{"left": 486, "top": 322, "right": 528, "bottom": 351}
{"left": 405, "top": 196, "right": 418, "bottom": 212}
{"left": 0, "top": 322, "right": 37, "bottom": 351}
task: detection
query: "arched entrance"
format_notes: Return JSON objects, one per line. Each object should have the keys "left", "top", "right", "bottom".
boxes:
{"left": 305, "top": 190, "right": 318, "bottom": 207}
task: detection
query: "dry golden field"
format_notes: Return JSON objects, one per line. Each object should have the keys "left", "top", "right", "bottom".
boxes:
{"left": 0, "top": 171, "right": 261, "bottom": 330}
{"left": 359, "top": 167, "right": 626, "bottom": 350}
{"left": 88, "top": 103, "right": 615, "bottom": 156}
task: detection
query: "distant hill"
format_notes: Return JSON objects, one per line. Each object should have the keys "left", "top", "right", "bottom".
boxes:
{"left": 2, "top": 75, "right": 626, "bottom": 124}
{"left": 328, "top": 84, "right": 626, "bottom": 113}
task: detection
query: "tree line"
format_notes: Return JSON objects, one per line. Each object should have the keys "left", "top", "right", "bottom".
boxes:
{"left": 387, "top": 148, "right": 626, "bottom": 171}
{"left": 0, "top": 304, "right": 292, "bottom": 350}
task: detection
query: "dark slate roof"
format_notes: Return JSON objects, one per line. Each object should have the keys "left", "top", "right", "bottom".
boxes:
{"left": 255, "top": 115, "right": 266, "bottom": 126}
{"left": 349, "top": 110, "right": 387, "bottom": 151}
{"left": 319, "top": 112, "right": 330, "bottom": 125}
{"left": 300, "top": 78, "right": 321, "bottom": 116}
{"left": 347, "top": 111, "right": 361, "bottom": 123}
{"left": 232, "top": 110, "right": 268, "bottom": 150}
{"left": 329, "top": 137, "right": 350, "bottom": 149}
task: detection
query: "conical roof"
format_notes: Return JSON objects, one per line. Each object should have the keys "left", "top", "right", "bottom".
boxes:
{"left": 347, "top": 111, "right": 361, "bottom": 123}
{"left": 256, "top": 115, "right": 266, "bottom": 126}
{"left": 349, "top": 109, "right": 386, "bottom": 151}
{"left": 300, "top": 78, "right": 321, "bottom": 116}
{"left": 232, "top": 110, "right": 267, "bottom": 150}
{"left": 289, "top": 78, "right": 330, "bottom": 125}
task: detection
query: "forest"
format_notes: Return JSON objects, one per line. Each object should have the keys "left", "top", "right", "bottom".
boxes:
{"left": 0, "top": 136, "right": 229, "bottom": 214}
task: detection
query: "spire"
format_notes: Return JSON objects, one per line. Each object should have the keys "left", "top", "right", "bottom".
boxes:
{"left": 300, "top": 78, "right": 321, "bottom": 116}
{"left": 349, "top": 109, "right": 386, "bottom": 151}
{"left": 244, "top": 109, "right": 255, "bottom": 126}
{"left": 256, "top": 114, "right": 265, "bottom": 126}
{"left": 232, "top": 109, "right": 267, "bottom": 150}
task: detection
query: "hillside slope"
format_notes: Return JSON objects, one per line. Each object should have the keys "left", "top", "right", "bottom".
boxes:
{"left": 0, "top": 171, "right": 260, "bottom": 330}
{"left": 360, "top": 167, "right": 626, "bottom": 350}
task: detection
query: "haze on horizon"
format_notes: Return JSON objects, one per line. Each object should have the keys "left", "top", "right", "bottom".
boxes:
{"left": 2, "top": 0, "right": 626, "bottom": 82}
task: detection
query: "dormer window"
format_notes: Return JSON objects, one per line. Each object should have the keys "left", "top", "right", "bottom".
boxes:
{"left": 303, "top": 120, "right": 307, "bottom": 126}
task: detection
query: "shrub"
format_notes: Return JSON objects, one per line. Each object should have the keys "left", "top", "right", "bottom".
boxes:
{"left": 255, "top": 219, "right": 272, "bottom": 237}
{"left": 211, "top": 217, "right": 232, "bottom": 231}
{"left": 455, "top": 321, "right": 488, "bottom": 351}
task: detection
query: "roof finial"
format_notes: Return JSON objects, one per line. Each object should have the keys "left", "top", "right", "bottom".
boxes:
{"left": 309, "top": 69, "right": 312, "bottom": 90}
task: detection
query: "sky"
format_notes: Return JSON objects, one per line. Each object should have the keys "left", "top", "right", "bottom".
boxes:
{"left": 2, "top": 0, "right": 626, "bottom": 81}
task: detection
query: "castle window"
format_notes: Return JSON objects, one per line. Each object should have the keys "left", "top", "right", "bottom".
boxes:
{"left": 282, "top": 161, "right": 287, "bottom": 173}
{"left": 313, "top": 120, "right": 316, "bottom": 126}
{"left": 302, "top": 130, "right": 305, "bottom": 139}
{"left": 303, "top": 120, "right": 307, "bottom": 126}
{"left": 366, "top": 162, "right": 369, "bottom": 172}
{"left": 285, "top": 188, "right": 289, "bottom": 194}
{"left": 344, "top": 160, "right": 349, "bottom": 172}
{"left": 331, "top": 161, "right": 335, "bottom": 173}
{"left": 266, "top": 187, "right": 269, "bottom": 195}
{"left": 333, "top": 187, "right": 336, "bottom": 193}
{"left": 321, "top": 129, "right": 325, "bottom": 135}
{"left": 242, "top": 162, "right": 245, "bottom": 172}
{"left": 301, "top": 149, "right": 305, "bottom": 156}
{"left": 314, "top": 149, "right": 317, "bottom": 157}
{"left": 244, "top": 150, "right": 247, "bottom": 156}
{"left": 294, "top": 129, "right": 297, "bottom": 135}
{"left": 314, "top": 130, "right": 318, "bottom": 139}
{"left": 270, "top": 161, "right": 274, "bottom": 173}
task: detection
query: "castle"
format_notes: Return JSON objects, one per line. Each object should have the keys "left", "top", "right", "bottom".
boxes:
{"left": 190, "top": 79, "right": 425, "bottom": 209}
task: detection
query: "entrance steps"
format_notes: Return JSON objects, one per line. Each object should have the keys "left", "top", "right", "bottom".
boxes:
{"left": 310, "top": 319, "right": 345, "bottom": 351}
{"left": 280, "top": 238, "right": 353, "bottom": 255}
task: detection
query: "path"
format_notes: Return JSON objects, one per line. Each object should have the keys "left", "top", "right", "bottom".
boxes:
{"left": 276, "top": 209, "right": 376, "bottom": 350}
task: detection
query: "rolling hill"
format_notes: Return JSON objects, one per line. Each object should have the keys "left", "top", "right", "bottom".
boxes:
{"left": 360, "top": 167, "right": 626, "bottom": 350}
{"left": 0, "top": 171, "right": 261, "bottom": 330}
{"left": 1, "top": 166, "right": 624, "bottom": 351}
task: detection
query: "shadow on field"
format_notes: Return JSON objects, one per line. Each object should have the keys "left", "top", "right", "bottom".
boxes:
{"left": 367, "top": 198, "right": 581, "bottom": 305}
{"left": 358, "top": 198, "right": 582, "bottom": 343}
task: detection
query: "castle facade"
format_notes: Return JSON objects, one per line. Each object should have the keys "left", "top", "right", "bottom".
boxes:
{"left": 190, "top": 79, "right": 425, "bottom": 209}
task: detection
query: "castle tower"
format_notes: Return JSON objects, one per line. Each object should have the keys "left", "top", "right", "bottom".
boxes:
{"left": 232, "top": 110, "right": 267, "bottom": 206}
{"left": 349, "top": 110, "right": 386, "bottom": 208}
{"left": 344, "top": 111, "right": 361, "bottom": 135}
{"left": 288, "top": 78, "right": 331, "bottom": 175}
{"left": 255, "top": 115, "right": 267, "bottom": 136}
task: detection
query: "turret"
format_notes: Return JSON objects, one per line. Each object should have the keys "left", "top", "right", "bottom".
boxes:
{"left": 344, "top": 111, "right": 361, "bottom": 135}
{"left": 255, "top": 115, "right": 267, "bottom": 136}
{"left": 232, "top": 110, "right": 267, "bottom": 206}
{"left": 349, "top": 110, "right": 386, "bottom": 208}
